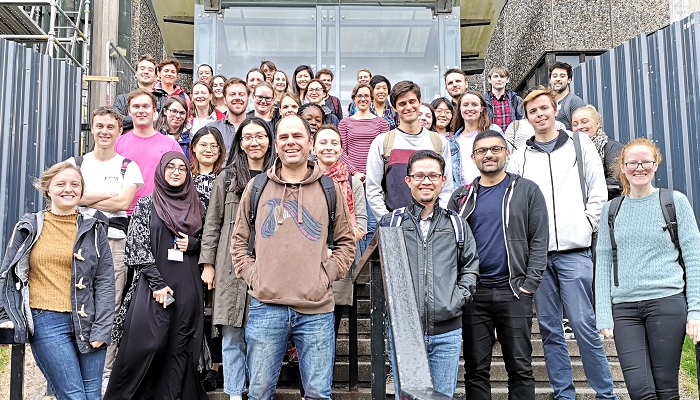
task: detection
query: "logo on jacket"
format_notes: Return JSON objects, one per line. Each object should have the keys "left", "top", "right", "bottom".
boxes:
{"left": 260, "top": 198, "right": 322, "bottom": 242}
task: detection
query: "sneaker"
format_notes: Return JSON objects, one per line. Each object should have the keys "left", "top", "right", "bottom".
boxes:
{"left": 287, "top": 346, "right": 299, "bottom": 364}
{"left": 386, "top": 374, "right": 395, "bottom": 395}
{"left": 563, "top": 319, "right": 574, "bottom": 340}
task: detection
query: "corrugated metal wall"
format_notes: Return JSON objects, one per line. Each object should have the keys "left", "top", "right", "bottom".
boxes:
{"left": 0, "top": 39, "right": 82, "bottom": 256}
{"left": 573, "top": 12, "right": 700, "bottom": 222}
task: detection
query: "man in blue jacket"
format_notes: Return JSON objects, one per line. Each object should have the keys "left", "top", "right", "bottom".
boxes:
{"left": 448, "top": 130, "right": 548, "bottom": 400}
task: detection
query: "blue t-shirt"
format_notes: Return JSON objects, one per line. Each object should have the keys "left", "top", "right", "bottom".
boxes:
{"left": 469, "top": 175, "right": 510, "bottom": 287}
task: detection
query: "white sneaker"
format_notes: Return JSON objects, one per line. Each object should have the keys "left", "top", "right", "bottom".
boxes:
{"left": 230, "top": 395, "right": 242, "bottom": 400}
{"left": 563, "top": 319, "right": 575, "bottom": 340}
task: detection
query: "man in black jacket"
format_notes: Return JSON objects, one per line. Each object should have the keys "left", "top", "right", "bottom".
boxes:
{"left": 447, "top": 130, "right": 549, "bottom": 400}
{"left": 381, "top": 150, "right": 479, "bottom": 398}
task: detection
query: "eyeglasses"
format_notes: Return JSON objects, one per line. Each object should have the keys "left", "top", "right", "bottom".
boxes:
{"left": 436, "top": 109, "right": 453, "bottom": 116}
{"left": 355, "top": 94, "right": 371, "bottom": 100}
{"left": 255, "top": 95, "right": 273, "bottom": 103}
{"left": 473, "top": 146, "right": 506, "bottom": 156}
{"left": 241, "top": 134, "right": 269, "bottom": 143}
{"left": 165, "top": 164, "right": 188, "bottom": 174}
{"left": 408, "top": 173, "right": 443, "bottom": 182}
{"left": 167, "top": 109, "right": 187, "bottom": 117}
{"left": 197, "top": 142, "right": 220, "bottom": 152}
{"left": 307, "top": 87, "right": 324, "bottom": 93}
{"left": 624, "top": 161, "right": 656, "bottom": 171}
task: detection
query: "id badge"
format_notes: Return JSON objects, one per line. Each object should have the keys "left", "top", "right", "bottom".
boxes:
{"left": 168, "top": 248, "right": 183, "bottom": 262}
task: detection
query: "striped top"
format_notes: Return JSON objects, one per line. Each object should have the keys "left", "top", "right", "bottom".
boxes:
{"left": 338, "top": 116, "right": 390, "bottom": 173}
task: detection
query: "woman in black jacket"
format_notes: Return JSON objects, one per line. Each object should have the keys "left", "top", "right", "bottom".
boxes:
{"left": 0, "top": 162, "right": 115, "bottom": 400}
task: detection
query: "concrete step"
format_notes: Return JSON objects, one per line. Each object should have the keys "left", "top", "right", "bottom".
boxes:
{"left": 334, "top": 337, "right": 618, "bottom": 358}
{"left": 207, "top": 387, "right": 631, "bottom": 399}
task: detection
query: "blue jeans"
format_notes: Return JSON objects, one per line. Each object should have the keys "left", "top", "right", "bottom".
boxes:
{"left": 30, "top": 309, "right": 106, "bottom": 400}
{"left": 359, "top": 197, "right": 377, "bottom": 254}
{"left": 245, "top": 297, "right": 335, "bottom": 400}
{"left": 221, "top": 325, "right": 247, "bottom": 395}
{"left": 387, "top": 322, "right": 462, "bottom": 398}
{"left": 534, "top": 250, "right": 617, "bottom": 400}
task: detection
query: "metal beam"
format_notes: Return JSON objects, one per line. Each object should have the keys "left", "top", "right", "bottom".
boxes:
{"left": 462, "top": 58, "right": 485, "bottom": 74}
{"left": 460, "top": 18, "right": 491, "bottom": 27}
{"left": 163, "top": 16, "right": 194, "bottom": 25}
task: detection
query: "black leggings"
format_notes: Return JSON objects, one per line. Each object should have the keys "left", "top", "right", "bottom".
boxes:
{"left": 612, "top": 293, "right": 687, "bottom": 400}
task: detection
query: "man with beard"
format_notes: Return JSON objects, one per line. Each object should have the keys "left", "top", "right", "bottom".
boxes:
{"left": 448, "top": 130, "right": 548, "bottom": 400}
{"left": 209, "top": 77, "right": 250, "bottom": 154}
{"left": 548, "top": 62, "right": 586, "bottom": 130}
{"left": 444, "top": 68, "right": 468, "bottom": 108}
{"left": 113, "top": 54, "right": 165, "bottom": 131}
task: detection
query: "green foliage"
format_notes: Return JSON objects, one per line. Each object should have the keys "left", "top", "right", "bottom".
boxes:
{"left": 0, "top": 345, "right": 9, "bottom": 375}
{"left": 681, "top": 337, "right": 699, "bottom": 397}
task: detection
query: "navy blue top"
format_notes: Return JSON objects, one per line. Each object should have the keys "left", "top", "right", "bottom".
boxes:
{"left": 469, "top": 175, "right": 510, "bottom": 287}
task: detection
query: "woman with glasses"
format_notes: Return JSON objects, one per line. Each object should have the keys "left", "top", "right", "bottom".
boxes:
{"left": 450, "top": 90, "right": 503, "bottom": 186}
{"left": 190, "top": 81, "right": 225, "bottom": 134}
{"left": 572, "top": 105, "right": 623, "bottom": 200}
{"left": 156, "top": 97, "right": 192, "bottom": 159}
{"left": 105, "top": 151, "right": 207, "bottom": 400}
{"left": 199, "top": 117, "right": 275, "bottom": 400}
{"left": 431, "top": 97, "right": 454, "bottom": 136}
{"left": 248, "top": 82, "right": 277, "bottom": 133}
{"left": 595, "top": 138, "right": 700, "bottom": 399}
{"left": 304, "top": 79, "right": 339, "bottom": 126}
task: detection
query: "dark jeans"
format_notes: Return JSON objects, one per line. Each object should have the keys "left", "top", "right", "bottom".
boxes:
{"left": 462, "top": 286, "right": 535, "bottom": 400}
{"left": 612, "top": 293, "right": 687, "bottom": 400}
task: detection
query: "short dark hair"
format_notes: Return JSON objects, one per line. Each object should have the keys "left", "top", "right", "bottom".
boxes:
{"left": 190, "top": 126, "right": 226, "bottom": 175}
{"left": 136, "top": 54, "right": 157, "bottom": 69}
{"left": 198, "top": 64, "right": 213, "bottom": 74}
{"left": 443, "top": 68, "right": 466, "bottom": 81}
{"left": 315, "top": 68, "right": 334, "bottom": 80}
{"left": 158, "top": 58, "right": 180, "bottom": 73}
{"left": 473, "top": 129, "right": 507, "bottom": 152}
{"left": 548, "top": 61, "right": 573, "bottom": 79}
{"left": 260, "top": 60, "right": 277, "bottom": 71}
{"left": 246, "top": 68, "right": 265, "bottom": 81}
{"left": 127, "top": 87, "right": 157, "bottom": 108}
{"left": 430, "top": 97, "right": 454, "bottom": 113}
{"left": 390, "top": 80, "right": 421, "bottom": 109}
{"left": 407, "top": 150, "right": 445, "bottom": 175}
{"left": 369, "top": 75, "right": 391, "bottom": 92}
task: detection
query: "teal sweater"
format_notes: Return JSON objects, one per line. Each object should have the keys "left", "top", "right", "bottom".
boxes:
{"left": 595, "top": 189, "right": 700, "bottom": 330}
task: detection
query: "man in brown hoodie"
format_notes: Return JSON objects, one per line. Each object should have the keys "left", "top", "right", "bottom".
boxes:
{"left": 231, "top": 114, "right": 355, "bottom": 400}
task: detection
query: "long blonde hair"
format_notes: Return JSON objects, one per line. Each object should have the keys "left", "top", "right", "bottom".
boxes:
{"left": 615, "top": 138, "right": 663, "bottom": 196}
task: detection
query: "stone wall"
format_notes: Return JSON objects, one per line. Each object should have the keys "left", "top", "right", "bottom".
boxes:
{"left": 477, "top": 0, "right": 671, "bottom": 90}
{"left": 129, "top": 0, "right": 167, "bottom": 65}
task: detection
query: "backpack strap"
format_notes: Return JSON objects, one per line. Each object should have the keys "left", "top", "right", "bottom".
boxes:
{"left": 246, "top": 173, "right": 269, "bottom": 256}
{"left": 562, "top": 93, "right": 573, "bottom": 127}
{"left": 382, "top": 129, "right": 396, "bottom": 163}
{"left": 447, "top": 210, "right": 464, "bottom": 250}
{"left": 608, "top": 196, "right": 624, "bottom": 286}
{"left": 331, "top": 96, "right": 340, "bottom": 115}
{"left": 659, "top": 188, "right": 685, "bottom": 269}
{"left": 428, "top": 131, "right": 442, "bottom": 153}
{"left": 74, "top": 155, "right": 84, "bottom": 168}
{"left": 120, "top": 158, "right": 132, "bottom": 180}
{"left": 318, "top": 175, "right": 337, "bottom": 250}
{"left": 571, "top": 131, "right": 588, "bottom": 209}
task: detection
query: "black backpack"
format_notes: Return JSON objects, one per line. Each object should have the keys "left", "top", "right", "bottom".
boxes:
{"left": 246, "top": 173, "right": 337, "bottom": 256}
{"left": 74, "top": 155, "right": 132, "bottom": 180}
{"left": 607, "top": 188, "right": 684, "bottom": 286}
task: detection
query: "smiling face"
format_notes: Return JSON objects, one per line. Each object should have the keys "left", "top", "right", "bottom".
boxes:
{"left": 48, "top": 168, "right": 83, "bottom": 213}
{"left": 280, "top": 96, "right": 299, "bottom": 117}
{"left": 241, "top": 123, "right": 270, "bottom": 162}
{"left": 92, "top": 114, "right": 122, "bottom": 150}
{"left": 318, "top": 73, "right": 333, "bottom": 91}
{"left": 165, "top": 101, "right": 187, "bottom": 131}
{"left": 295, "top": 70, "right": 311, "bottom": 91}
{"left": 135, "top": 60, "right": 157, "bottom": 87}
{"left": 354, "top": 87, "right": 372, "bottom": 112}
{"left": 358, "top": 71, "right": 371, "bottom": 85}
{"left": 212, "top": 77, "right": 225, "bottom": 100}
{"left": 471, "top": 136, "right": 509, "bottom": 176}
{"left": 445, "top": 72, "right": 466, "bottom": 100}
{"left": 193, "top": 133, "right": 220, "bottom": 169}
{"left": 254, "top": 85, "right": 274, "bottom": 115}
{"left": 273, "top": 71, "right": 288, "bottom": 93}
{"left": 197, "top": 65, "right": 213, "bottom": 83}
{"left": 434, "top": 101, "right": 453, "bottom": 131}
{"left": 275, "top": 116, "right": 312, "bottom": 169}
{"left": 306, "top": 81, "right": 326, "bottom": 104}
{"left": 549, "top": 68, "right": 571, "bottom": 94}
{"left": 372, "top": 82, "right": 389, "bottom": 105}
{"left": 572, "top": 109, "right": 601, "bottom": 138}
{"left": 314, "top": 128, "right": 342, "bottom": 168}
{"left": 394, "top": 91, "right": 421, "bottom": 124}
{"left": 405, "top": 158, "right": 445, "bottom": 207}
{"left": 128, "top": 94, "right": 156, "bottom": 128}
{"left": 164, "top": 158, "right": 188, "bottom": 187}
{"left": 158, "top": 63, "right": 178, "bottom": 87}
{"left": 225, "top": 83, "right": 249, "bottom": 116}
{"left": 460, "top": 93, "right": 483, "bottom": 125}
{"left": 247, "top": 71, "right": 264, "bottom": 93}
{"left": 621, "top": 144, "right": 658, "bottom": 191}
{"left": 192, "top": 83, "right": 212, "bottom": 112}
{"left": 418, "top": 105, "right": 433, "bottom": 129}
{"left": 525, "top": 94, "right": 557, "bottom": 135}
{"left": 301, "top": 106, "right": 323, "bottom": 136}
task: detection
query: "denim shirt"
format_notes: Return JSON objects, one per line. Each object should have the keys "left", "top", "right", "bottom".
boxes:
{"left": 348, "top": 102, "right": 399, "bottom": 130}
{"left": 448, "top": 124, "right": 504, "bottom": 186}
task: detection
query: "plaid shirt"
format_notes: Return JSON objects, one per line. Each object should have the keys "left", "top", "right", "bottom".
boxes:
{"left": 490, "top": 93, "right": 512, "bottom": 132}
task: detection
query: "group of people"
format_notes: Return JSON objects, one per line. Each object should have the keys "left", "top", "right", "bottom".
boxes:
{"left": 0, "top": 54, "right": 698, "bottom": 400}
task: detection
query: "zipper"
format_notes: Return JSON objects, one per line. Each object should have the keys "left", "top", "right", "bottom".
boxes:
{"left": 72, "top": 219, "right": 89, "bottom": 342}
{"left": 424, "top": 211, "right": 443, "bottom": 337}
{"left": 502, "top": 180, "right": 517, "bottom": 297}
{"left": 547, "top": 154, "right": 559, "bottom": 250}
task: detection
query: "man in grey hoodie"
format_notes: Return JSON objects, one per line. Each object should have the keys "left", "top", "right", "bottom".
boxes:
{"left": 507, "top": 88, "right": 617, "bottom": 400}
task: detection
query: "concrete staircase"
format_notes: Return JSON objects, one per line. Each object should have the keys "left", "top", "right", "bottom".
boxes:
{"left": 209, "top": 284, "right": 628, "bottom": 399}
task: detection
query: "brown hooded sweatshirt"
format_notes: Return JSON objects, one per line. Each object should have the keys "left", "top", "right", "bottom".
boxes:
{"left": 231, "top": 160, "right": 356, "bottom": 314}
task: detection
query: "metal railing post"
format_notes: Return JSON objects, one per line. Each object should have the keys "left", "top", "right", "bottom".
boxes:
{"left": 9, "top": 343, "right": 25, "bottom": 400}
{"left": 348, "top": 284, "right": 358, "bottom": 391}
{"left": 370, "top": 258, "right": 386, "bottom": 400}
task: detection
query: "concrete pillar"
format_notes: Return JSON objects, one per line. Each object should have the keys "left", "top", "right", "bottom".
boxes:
{"left": 90, "top": 0, "right": 120, "bottom": 108}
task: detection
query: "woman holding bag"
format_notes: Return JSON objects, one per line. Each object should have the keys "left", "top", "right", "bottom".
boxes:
{"left": 105, "top": 151, "right": 207, "bottom": 400}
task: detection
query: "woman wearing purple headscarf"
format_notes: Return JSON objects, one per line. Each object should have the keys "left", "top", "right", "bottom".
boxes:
{"left": 105, "top": 151, "right": 207, "bottom": 400}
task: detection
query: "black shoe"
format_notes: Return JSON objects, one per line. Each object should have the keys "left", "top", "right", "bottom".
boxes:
{"left": 202, "top": 369, "right": 219, "bottom": 392}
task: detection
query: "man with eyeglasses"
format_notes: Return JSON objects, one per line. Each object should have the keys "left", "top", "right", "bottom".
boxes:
{"left": 247, "top": 82, "right": 277, "bottom": 131}
{"left": 115, "top": 88, "right": 184, "bottom": 216}
{"left": 447, "top": 130, "right": 548, "bottom": 400}
{"left": 507, "top": 88, "right": 616, "bottom": 400}
{"left": 209, "top": 77, "right": 250, "bottom": 154}
{"left": 380, "top": 149, "right": 479, "bottom": 398}
{"left": 113, "top": 54, "right": 167, "bottom": 131}
{"left": 66, "top": 106, "right": 144, "bottom": 392}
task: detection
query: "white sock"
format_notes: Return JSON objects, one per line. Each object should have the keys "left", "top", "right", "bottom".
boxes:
{"left": 230, "top": 395, "right": 243, "bottom": 400}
